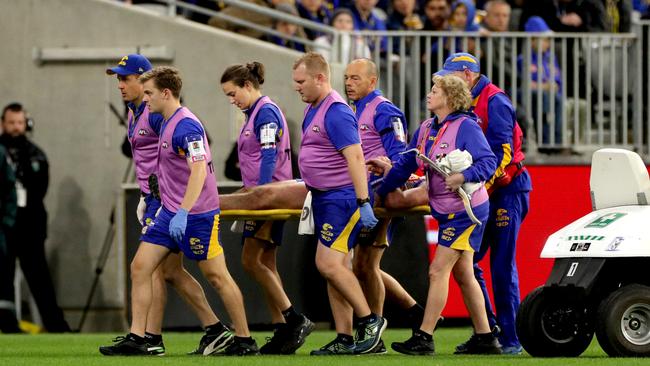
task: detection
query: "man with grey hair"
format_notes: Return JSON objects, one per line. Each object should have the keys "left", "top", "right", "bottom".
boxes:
{"left": 480, "top": 0, "right": 514, "bottom": 93}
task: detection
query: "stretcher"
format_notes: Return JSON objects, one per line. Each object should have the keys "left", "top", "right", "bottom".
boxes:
{"left": 220, "top": 206, "right": 431, "bottom": 221}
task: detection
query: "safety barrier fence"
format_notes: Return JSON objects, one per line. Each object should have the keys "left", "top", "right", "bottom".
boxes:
{"left": 158, "top": 1, "right": 650, "bottom": 157}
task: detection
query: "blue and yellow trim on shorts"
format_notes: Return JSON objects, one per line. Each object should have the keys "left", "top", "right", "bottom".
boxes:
{"left": 207, "top": 214, "right": 224, "bottom": 259}
{"left": 329, "top": 209, "right": 360, "bottom": 253}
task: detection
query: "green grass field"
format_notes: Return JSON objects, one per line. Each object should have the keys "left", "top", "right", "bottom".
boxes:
{"left": 0, "top": 328, "right": 647, "bottom": 366}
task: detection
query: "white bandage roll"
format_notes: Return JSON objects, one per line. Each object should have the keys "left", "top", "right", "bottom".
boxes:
{"left": 446, "top": 149, "right": 473, "bottom": 172}
{"left": 298, "top": 191, "right": 314, "bottom": 235}
{"left": 447, "top": 149, "right": 482, "bottom": 196}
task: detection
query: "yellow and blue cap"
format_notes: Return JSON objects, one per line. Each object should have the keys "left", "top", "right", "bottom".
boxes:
{"left": 106, "top": 54, "right": 152, "bottom": 76}
{"left": 434, "top": 53, "right": 481, "bottom": 76}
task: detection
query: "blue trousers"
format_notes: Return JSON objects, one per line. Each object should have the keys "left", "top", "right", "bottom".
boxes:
{"left": 473, "top": 187, "right": 529, "bottom": 348}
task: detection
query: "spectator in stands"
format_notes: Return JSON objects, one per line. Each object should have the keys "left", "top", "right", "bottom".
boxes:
{"left": 387, "top": 0, "right": 424, "bottom": 30}
{"left": 600, "top": 0, "right": 633, "bottom": 32}
{"left": 265, "top": 3, "right": 310, "bottom": 52}
{"left": 518, "top": 16, "right": 563, "bottom": 147}
{"left": 421, "top": 0, "right": 450, "bottom": 32}
{"left": 479, "top": 0, "right": 514, "bottom": 92}
{"left": 449, "top": 0, "right": 480, "bottom": 32}
{"left": 419, "top": 0, "right": 451, "bottom": 74}
{"left": 519, "top": 0, "right": 607, "bottom": 33}
{"left": 448, "top": 0, "right": 480, "bottom": 54}
{"left": 208, "top": 0, "right": 294, "bottom": 39}
{"left": 348, "top": 0, "right": 388, "bottom": 51}
{"left": 297, "top": 0, "right": 332, "bottom": 39}
{"left": 314, "top": 8, "right": 371, "bottom": 64}
{"left": 420, "top": 0, "right": 451, "bottom": 103}
{"left": 519, "top": 0, "right": 604, "bottom": 100}
{"left": 634, "top": 0, "right": 650, "bottom": 18}
{"left": 481, "top": 0, "right": 511, "bottom": 32}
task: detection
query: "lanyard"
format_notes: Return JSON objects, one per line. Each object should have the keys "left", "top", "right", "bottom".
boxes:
{"left": 418, "top": 119, "right": 451, "bottom": 160}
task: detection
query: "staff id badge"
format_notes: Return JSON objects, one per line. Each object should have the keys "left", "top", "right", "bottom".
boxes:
{"left": 260, "top": 122, "right": 278, "bottom": 148}
{"left": 16, "top": 181, "right": 26, "bottom": 208}
{"left": 391, "top": 117, "right": 406, "bottom": 143}
{"left": 187, "top": 137, "right": 207, "bottom": 162}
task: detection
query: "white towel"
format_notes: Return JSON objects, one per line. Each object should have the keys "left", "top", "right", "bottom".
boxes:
{"left": 446, "top": 149, "right": 482, "bottom": 195}
{"left": 298, "top": 191, "right": 314, "bottom": 235}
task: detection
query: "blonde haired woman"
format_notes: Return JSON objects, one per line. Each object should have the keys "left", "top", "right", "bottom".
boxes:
{"left": 369, "top": 74, "right": 501, "bottom": 355}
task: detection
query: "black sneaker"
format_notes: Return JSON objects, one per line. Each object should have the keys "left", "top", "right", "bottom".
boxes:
{"left": 221, "top": 338, "right": 260, "bottom": 356}
{"left": 310, "top": 338, "right": 355, "bottom": 355}
{"left": 391, "top": 333, "right": 435, "bottom": 356}
{"left": 280, "top": 315, "right": 315, "bottom": 354}
{"left": 454, "top": 325, "right": 501, "bottom": 354}
{"left": 99, "top": 334, "right": 152, "bottom": 356}
{"left": 354, "top": 315, "right": 387, "bottom": 354}
{"left": 363, "top": 339, "right": 387, "bottom": 354}
{"left": 146, "top": 339, "right": 165, "bottom": 356}
{"left": 453, "top": 333, "right": 502, "bottom": 355}
{"left": 259, "top": 324, "right": 289, "bottom": 355}
{"left": 188, "top": 328, "right": 234, "bottom": 355}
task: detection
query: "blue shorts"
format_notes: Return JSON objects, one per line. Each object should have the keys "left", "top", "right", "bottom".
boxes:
{"left": 432, "top": 201, "right": 489, "bottom": 252}
{"left": 140, "top": 207, "right": 224, "bottom": 261}
{"left": 242, "top": 220, "right": 285, "bottom": 246}
{"left": 312, "top": 193, "right": 363, "bottom": 254}
{"left": 142, "top": 193, "right": 162, "bottom": 227}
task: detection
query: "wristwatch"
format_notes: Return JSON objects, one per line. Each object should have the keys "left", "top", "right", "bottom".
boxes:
{"left": 356, "top": 197, "right": 371, "bottom": 206}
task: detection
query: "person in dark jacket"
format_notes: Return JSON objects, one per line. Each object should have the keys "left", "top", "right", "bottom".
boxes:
{"left": 0, "top": 103, "right": 70, "bottom": 333}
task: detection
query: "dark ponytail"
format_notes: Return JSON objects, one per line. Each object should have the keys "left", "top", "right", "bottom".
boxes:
{"left": 220, "top": 61, "right": 265, "bottom": 89}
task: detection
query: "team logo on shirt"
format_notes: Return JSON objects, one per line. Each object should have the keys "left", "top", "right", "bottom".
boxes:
{"left": 312, "top": 126, "right": 320, "bottom": 133}
{"left": 162, "top": 141, "right": 169, "bottom": 149}
{"left": 440, "top": 142, "right": 449, "bottom": 149}
{"left": 244, "top": 130, "right": 251, "bottom": 137}
{"left": 138, "top": 129, "right": 148, "bottom": 136}
{"left": 360, "top": 124, "right": 369, "bottom": 131}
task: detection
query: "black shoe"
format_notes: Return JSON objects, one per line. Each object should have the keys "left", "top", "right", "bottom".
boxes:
{"left": 391, "top": 333, "right": 435, "bottom": 356}
{"left": 455, "top": 325, "right": 500, "bottom": 354}
{"left": 260, "top": 315, "right": 316, "bottom": 355}
{"left": 188, "top": 328, "right": 234, "bottom": 355}
{"left": 221, "top": 338, "right": 260, "bottom": 356}
{"left": 310, "top": 338, "right": 355, "bottom": 355}
{"left": 259, "top": 324, "right": 289, "bottom": 355}
{"left": 354, "top": 315, "right": 387, "bottom": 354}
{"left": 99, "top": 334, "right": 152, "bottom": 356}
{"left": 280, "top": 315, "right": 315, "bottom": 354}
{"left": 453, "top": 332, "right": 502, "bottom": 355}
{"left": 146, "top": 339, "right": 166, "bottom": 356}
{"left": 0, "top": 309, "right": 22, "bottom": 333}
{"left": 363, "top": 339, "right": 387, "bottom": 354}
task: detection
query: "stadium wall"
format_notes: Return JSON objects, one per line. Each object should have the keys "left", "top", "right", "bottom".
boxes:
{"left": 0, "top": 0, "right": 344, "bottom": 331}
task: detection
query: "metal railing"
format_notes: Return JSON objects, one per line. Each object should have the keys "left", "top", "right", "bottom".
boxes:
{"left": 345, "top": 29, "right": 647, "bottom": 157}
{"left": 153, "top": 0, "right": 650, "bottom": 157}
{"left": 158, "top": 0, "right": 338, "bottom": 55}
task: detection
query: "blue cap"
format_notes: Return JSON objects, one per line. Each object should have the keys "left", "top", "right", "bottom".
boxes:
{"left": 106, "top": 54, "right": 152, "bottom": 76}
{"left": 524, "top": 16, "right": 552, "bottom": 33}
{"left": 434, "top": 53, "right": 481, "bottom": 76}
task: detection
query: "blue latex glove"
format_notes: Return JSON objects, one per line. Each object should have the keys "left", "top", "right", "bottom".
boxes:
{"left": 169, "top": 208, "right": 189, "bottom": 243}
{"left": 359, "top": 202, "right": 378, "bottom": 229}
